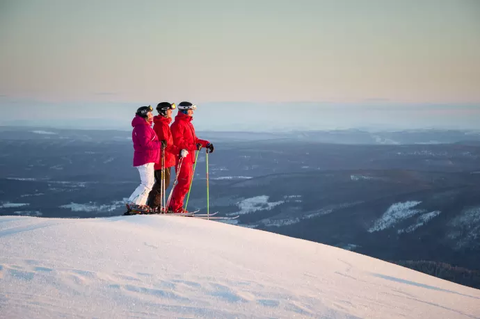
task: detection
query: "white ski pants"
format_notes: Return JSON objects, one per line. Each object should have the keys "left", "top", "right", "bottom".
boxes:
{"left": 128, "top": 162, "right": 155, "bottom": 206}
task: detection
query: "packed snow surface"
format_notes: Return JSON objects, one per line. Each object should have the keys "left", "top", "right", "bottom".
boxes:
{"left": 0, "top": 215, "right": 479, "bottom": 318}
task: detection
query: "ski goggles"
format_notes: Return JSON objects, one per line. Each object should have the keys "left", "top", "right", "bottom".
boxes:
{"left": 178, "top": 104, "right": 197, "bottom": 110}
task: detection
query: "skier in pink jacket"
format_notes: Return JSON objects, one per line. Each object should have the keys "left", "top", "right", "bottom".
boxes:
{"left": 127, "top": 106, "right": 160, "bottom": 213}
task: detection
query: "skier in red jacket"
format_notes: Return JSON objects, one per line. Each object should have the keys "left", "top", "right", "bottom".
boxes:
{"left": 168, "top": 101, "right": 214, "bottom": 213}
{"left": 146, "top": 102, "right": 179, "bottom": 212}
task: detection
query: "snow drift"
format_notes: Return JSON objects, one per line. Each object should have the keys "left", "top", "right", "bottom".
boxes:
{"left": 0, "top": 215, "right": 479, "bottom": 318}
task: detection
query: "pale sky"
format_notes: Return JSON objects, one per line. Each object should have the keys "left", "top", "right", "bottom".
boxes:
{"left": 0, "top": 0, "right": 479, "bottom": 130}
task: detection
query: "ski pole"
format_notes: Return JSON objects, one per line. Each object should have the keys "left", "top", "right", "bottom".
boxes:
{"left": 161, "top": 147, "right": 166, "bottom": 211}
{"left": 184, "top": 150, "right": 200, "bottom": 211}
{"left": 206, "top": 149, "right": 210, "bottom": 218}
{"left": 166, "top": 156, "right": 184, "bottom": 210}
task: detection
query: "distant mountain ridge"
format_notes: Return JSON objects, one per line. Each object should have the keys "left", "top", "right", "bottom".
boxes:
{"left": 1, "top": 126, "right": 480, "bottom": 144}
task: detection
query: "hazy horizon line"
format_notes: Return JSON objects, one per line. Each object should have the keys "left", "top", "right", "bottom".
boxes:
{"left": 1, "top": 123, "right": 480, "bottom": 134}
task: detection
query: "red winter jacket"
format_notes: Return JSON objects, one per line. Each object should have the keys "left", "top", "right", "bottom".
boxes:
{"left": 131, "top": 115, "right": 160, "bottom": 167}
{"left": 171, "top": 112, "right": 209, "bottom": 164}
{"left": 152, "top": 115, "right": 179, "bottom": 170}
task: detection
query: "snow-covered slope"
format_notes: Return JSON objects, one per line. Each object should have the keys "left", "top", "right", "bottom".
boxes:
{"left": 0, "top": 216, "right": 479, "bottom": 319}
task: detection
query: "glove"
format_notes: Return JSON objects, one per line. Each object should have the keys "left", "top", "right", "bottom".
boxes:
{"left": 206, "top": 143, "right": 214, "bottom": 154}
{"left": 180, "top": 149, "right": 189, "bottom": 158}
{"left": 196, "top": 143, "right": 203, "bottom": 150}
{"left": 161, "top": 140, "right": 167, "bottom": 150}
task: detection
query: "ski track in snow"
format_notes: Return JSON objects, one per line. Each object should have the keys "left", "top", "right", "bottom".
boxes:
{"left": 0, "top": 216, "right": 479, "bottom": 319}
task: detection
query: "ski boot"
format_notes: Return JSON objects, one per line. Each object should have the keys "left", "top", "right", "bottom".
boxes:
{"left": 124, "top": 203, "right": 153, "bottom": 215}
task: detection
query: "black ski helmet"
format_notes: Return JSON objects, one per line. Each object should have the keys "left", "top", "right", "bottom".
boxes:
{"left": 136, "top": 105, "right": 153, "bottom": 118}
{"left": 156, "top": 102, "right": 176, "bottom": 116}
{"left": 177, "top": 101, "right": 197, "bottom": 114}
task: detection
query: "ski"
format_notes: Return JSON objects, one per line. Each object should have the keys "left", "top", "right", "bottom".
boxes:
{"left": 124, "top": 210, "right": 197, "bottom": 216}
{"left": 191, "top": 212, "right": 218, "bottom": 217}
{"left": 162, "top": 211, "right": 219, "bottom": 217}
{"left": 163, "top": 213, "right": 238, "bottom": 220}
{"left": 123, "top": 204, "right": 234, "bottom": 219}
{"left": 123, "top": 210, "right": 154, "bottom": 215}
{"left": 123, "top": 210, "right": 235, "bottom": 220}
{"left": 163, "top": 211, "right": 198, "bottom": 217}
{"left": 193, "top": 215, "right": 239, "bottom": 220}
{"left": 123, "top": 208, "right": 212, "bottom": 217}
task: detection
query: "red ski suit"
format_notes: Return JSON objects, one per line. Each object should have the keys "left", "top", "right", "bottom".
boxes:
{"left": 152, "top": 115, "right": 179, "bottom": 170}
{"left": 168, "top": 112, "right": 209, "bottom": 212}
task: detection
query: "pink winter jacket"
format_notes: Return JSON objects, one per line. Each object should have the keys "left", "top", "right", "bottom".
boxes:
{"left": 131, "top": 115, "right": 160, "bottom": 167}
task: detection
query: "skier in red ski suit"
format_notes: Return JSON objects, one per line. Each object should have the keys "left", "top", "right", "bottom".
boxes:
{"left": 146, "top": 102, "right": 179, "bottom": 211}
{"left": 168, "top": 101, "right": 214, "bottom": 213}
